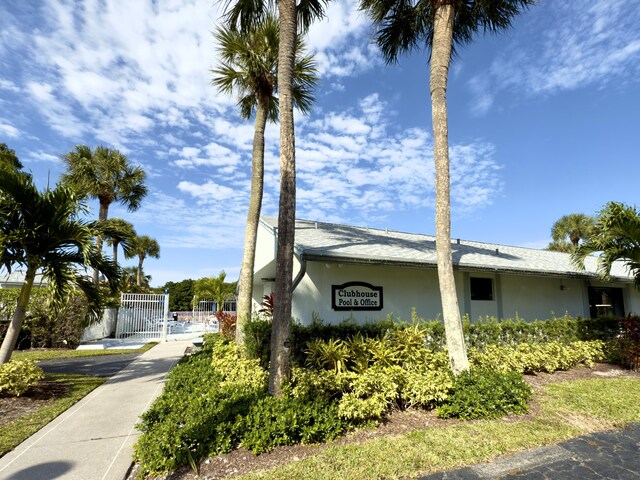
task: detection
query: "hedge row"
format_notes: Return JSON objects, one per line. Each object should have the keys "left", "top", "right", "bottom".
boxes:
{"left": 243, "top": 314, "right": 620, "bottom": 368}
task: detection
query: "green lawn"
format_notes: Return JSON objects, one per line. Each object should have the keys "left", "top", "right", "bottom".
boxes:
{"left": 239, "top": 378, "right": 640, "bottom": 480}
{"left": 11, "top": 342, "right": 157, "bottom": 362}
{"left": 0, "top": 373, "right": 105, "bottom": 456}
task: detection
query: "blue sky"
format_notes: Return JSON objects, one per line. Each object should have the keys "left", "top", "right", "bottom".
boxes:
{"left": 1, "top": 0, "right": 639, "bottom": 287}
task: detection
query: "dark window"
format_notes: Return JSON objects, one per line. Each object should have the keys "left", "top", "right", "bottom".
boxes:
{"left": 588, "top": 286, "right": 625, "bottom": 318}
{"left": 470, "top": 277, "right": 493, "bottom": 301}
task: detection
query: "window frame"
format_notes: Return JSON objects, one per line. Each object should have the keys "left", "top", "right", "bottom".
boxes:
{"left": 470, "top": 277, "right": 494, "bottom": 301}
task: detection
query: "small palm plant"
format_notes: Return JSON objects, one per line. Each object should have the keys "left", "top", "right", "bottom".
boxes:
{"left": 305, "top": 338, "right": 349, "bottom": 373}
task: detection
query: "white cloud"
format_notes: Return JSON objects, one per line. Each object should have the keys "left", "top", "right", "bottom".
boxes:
{"left": 0, "top": 122, "right": 19, "bottom": 138}
{"left": 25, "top": 151, "right": 60, "bottom": 164}
{"left": 469, "top": 0, "right": 640, "bottom": 114}
{"left": 178, "top": 180, "right": 240, "bottom": 203}
{"left": 291, "top": 95, "right": 503, "bottom": 224}
{"left": 26, "top": 81, "right": 86, "bottom": 137}
{"left": 0, "top": 79, "right": 20, "bottom": 93}
{"left": 306, "top": 0, "right": 380, "bottom": 77}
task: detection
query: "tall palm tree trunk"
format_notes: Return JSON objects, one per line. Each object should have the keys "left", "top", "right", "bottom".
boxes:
{"left": 93, "top": 202, "right": 109, "bottom": 284}
{"left": 0, "top": 266, "right": 36, "bottom": 364}
{"left": 236, "top": 96, "right": 269, "bottom": 344}
{"left": 137, "top": 256, "right": 144, "bottom": 286}
{"left": 431, "top": 4, "right": 469, "bottom": 374}
{"left": 113, "top": 241, "right": 119, "bottom": 266}
{"left": 270, "top": 0, "right": 297, "bottom": 396}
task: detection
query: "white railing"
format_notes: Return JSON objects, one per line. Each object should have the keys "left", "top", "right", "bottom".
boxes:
{"left": 117, "top": 293, "right": 169, "bottom": 340}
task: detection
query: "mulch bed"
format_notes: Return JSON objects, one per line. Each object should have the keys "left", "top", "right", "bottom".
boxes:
{"left": 0, "top": 377, "right": 69, "bottom": 428}
{"left": 125, "top": 363, "right": 640, "bottom": 480}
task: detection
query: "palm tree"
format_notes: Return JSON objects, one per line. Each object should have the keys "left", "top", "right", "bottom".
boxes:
{"left": 122, "top": 266, "right": 152, "bottom": 292}
{"left": 360, "top": 0, "right": 535, "bottom": 373}
{"left": 212, "top": 14, "right": 317, "bottom": 345}
{"left": 126, "top": 235, "right": 160, "bottom": 287}
{"left": 573, "top": 202, "right": 640, "bottom": 287}
{"left": 192, "top": 271, "right": 237, "bottom": 312}
{"left": 0, "top": 170, "right": 119, "bottom": 364}
{"left": 546, "top": 240, "right": 573, "bottom": 253}
{"left": 550, "top": 213, "right": 594, "bottom": 251}
{"left": 224, "top": 0, "right": 328, "bottom": 395}
{"left": 61, "top": 145, "right": 148, "bottom": 284}
{"left": 103, "top": 218, "right": 137, "bottom": 267}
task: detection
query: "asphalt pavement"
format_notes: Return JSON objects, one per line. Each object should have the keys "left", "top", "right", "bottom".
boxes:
{"left": 418, "top": 422, "right": 640, "bottom": 479}
{"left": 38, "top": 353, "right": 141, "bottom": 378}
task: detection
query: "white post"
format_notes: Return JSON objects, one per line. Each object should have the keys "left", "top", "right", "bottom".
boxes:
{"left": 162, "top": 291, "right": 170, "bottom": 342}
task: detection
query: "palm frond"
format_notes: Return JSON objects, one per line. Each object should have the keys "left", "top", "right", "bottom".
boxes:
{"left": 361, "top": 0, "right": 535, "bottom": 63}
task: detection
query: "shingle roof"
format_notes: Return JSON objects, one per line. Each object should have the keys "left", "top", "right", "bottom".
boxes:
{"left": 261, "top": 217, "right": 634, "bottom": 281}
{"left": 0, "top": 271, "right": 47, "bottom": 286}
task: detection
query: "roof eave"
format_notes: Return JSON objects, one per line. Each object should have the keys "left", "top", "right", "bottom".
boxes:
{"left": 301, "top": 250, "right": 631, "bottom": 283}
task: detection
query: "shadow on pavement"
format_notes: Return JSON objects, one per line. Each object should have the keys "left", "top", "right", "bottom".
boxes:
{"left": 7, "top": 460, "right": 73, "bottom": 479}
{"left": 39, "top": 353, "right": 141, "bottom": 378}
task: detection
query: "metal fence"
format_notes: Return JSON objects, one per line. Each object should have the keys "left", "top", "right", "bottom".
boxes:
{"left": 116, "top": 293, "right": 169, "bottom": 340}
{"left": 192, "top": 299, "right": 236, "bottom": 322}
{"left": 115, "top": 294, "right": 237, "bottom": 341}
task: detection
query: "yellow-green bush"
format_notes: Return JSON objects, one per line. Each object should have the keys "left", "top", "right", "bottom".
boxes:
{"left": 404, "top": 366, "right": 453, "bottom": 408}
{"left": 469, "top": 340, "right": 606, "bottom": 373}
{"left": 0, "top": 359, "right": 43, "bottom": 396}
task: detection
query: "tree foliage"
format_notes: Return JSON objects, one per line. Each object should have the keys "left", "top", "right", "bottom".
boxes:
{"left": 193, "top": 271, "right": 237, "bottom": 312}
{"left": 548, "top": 213, "right": 594, "bottom": 252}
{"left": 162, "top": 279, "right": 195, "bottom": 311}
{"left": 212, "top": 14, "right": 317, "bottom": 121}
{"left": 0, "top": 170, "right": 120, "bottom": 363}
{"left": 103, "top": 218, "right": 137, "bottom": 266}
{"left": 61, "top": 145, "right": 148, "bottom": 216}
{"left": 0, "top": 143, "right": 23, "bottom": 171}
{"left": 125, "top": 235, "right": 160, "bottom": 287}
{"left": 572, "top": 202, "right": 640, "bottom": 287}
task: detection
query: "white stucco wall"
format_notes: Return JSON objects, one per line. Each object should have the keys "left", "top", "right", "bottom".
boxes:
{"left": 290, "top": 261, "right": 609, "bottom": 325}
{"left": 292, "top": 262, "right": 445, "bottom": 324}
{"left": 254, "top": 222, "right": 277, "bottom": 274}
{"left": 498, "top": 274, "right": 587, "bottom": 321}
{"left": 628, "top": 286, "right": 640, "bottom": 315}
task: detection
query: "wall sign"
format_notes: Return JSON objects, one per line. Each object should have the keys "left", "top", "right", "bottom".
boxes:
{"left": 331, "top": 281, "right": 383, "bottom": 311}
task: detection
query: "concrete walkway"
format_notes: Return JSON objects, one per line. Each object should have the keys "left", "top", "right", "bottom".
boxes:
{"left": 0, "top": 341, "right": 190, "bottom": 480}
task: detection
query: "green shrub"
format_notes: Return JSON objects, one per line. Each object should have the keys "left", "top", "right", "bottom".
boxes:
{"left": 403, "top": 366, "right": 453, "bottom": 408}
{"left": 240, "top": 395, "right": 350, "bottom": 454}
{"left": 0, "top": 359, "right": 43, "bottom": 396}
{"left": 469, "top": 340, "right": 606, "bottom": 374}
{"left": 135, "top": 335, "right": 268, "bottom": 476}
{"left": 243, "top": 314, "right": 620, "bottom": 369}
{"left": 243, "top": 317, "right": 395, "bottom": 369}
{"left": 287, "top": 366, "right": 352, "bottom": 399}
{"left": 337, "top": 365, "right": 405, "bottom": 422}
{"left": 26, "top": 293, "right": 90, "bottom": 349}
{"left": 242, "top": 317, "right": 272, "bottom": 368}
{"left": 611, "top": 315, "right": 640, "bottom": 370}
{"left": 0, "top": 290, "right": 91, "bottom": 350}
{"left": 436, "top": 369, "right": 532, "bottom": 420}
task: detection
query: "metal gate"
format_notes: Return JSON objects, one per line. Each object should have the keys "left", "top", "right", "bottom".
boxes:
{"left": 116, "top": 293, "right": 169, "bottom": 340}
